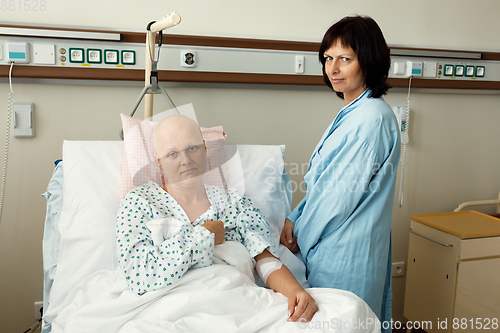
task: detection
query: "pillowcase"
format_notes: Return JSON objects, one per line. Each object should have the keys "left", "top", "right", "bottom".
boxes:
{"left": 120, "top": 113, "right": 226, "bottom": 197}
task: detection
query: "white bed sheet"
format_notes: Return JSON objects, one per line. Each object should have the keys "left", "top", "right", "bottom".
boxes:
{"left": 51, "top": 242, "right": 379, "bottom": 333}
{"left": 44, "top": 141, "right": 381, "bottom": 333}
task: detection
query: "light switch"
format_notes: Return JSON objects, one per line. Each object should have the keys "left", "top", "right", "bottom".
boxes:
{"left": 295, "top": 55, "right": 304, "bottom": 73}
{"left": 12, "top": 103, "right": 34, "bottom": 138}
{"left": 393, "top": 62, "right": 406, "bottom": 75}
{"left": 0, "top": 45, "right": 3, "bottom": 60}
{"left": 33, "top": 44, "right": 55, "bottom": 65}
{"left": 455, "top": 65, "right": 464, "bottom": 76}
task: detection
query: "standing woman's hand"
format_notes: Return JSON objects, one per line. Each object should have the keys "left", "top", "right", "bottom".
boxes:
{"left": 280, "top": 219, "right": 299, "bottom": 253}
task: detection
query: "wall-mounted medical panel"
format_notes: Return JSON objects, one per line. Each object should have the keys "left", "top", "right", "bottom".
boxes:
{"left": 389, "top": 57, "right": 499, "bottom": 81}
{"left": 0, "top": 37, "right": 321, "bottom": 75}
{"left": 1, "top": 25, "right": 500, "bottom": 90}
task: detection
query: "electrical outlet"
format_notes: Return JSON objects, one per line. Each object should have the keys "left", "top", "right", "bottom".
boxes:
{"left": 87, "top": 49, "right": 102, "bottom": 64}
{"left": 121, "top": 50, "right": 136, "bottom": 65}
{"left": 104, "top": 49, "right": 119, "bottom": 64}
{"left": 69, "top": 48, "right": 84, "bottom": 63}
{"left": 392, "top": 262, "right": 405, "bottom": 277}
{"left": 34, "top": 301, "right": 43, "bottom": 320}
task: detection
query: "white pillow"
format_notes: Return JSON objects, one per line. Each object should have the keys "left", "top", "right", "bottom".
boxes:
{"left": 224, "top": 144, "right": 289, "bottom": 247}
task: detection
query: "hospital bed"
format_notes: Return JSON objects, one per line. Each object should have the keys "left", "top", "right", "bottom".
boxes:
{"left": 40, "top": 112, "right": 382, "bottom": 333}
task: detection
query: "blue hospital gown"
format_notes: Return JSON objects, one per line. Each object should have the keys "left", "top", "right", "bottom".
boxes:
{"left": 288, "top": 89, "right": 400, "bottom": 327}
{"left": 116, "top": 182, "right": 277, "bottom": 294}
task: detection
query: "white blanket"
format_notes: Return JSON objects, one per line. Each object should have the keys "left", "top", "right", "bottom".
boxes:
{"left": 51, "top": 241, "right": 380, "bottom": 333}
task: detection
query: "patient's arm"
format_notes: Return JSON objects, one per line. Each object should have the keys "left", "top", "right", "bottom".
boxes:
{"left": 255, "top": 249, "right": 317, "bottom": 322}
{"left": 116, "top": 186, "right": 215, "bottom": 294}
{"left": 219, "top": 189, "right": 316, "bottom": 321}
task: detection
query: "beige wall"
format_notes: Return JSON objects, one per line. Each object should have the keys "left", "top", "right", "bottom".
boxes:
{"left": 1, "top": 0, "right": 500, "bottom": 331}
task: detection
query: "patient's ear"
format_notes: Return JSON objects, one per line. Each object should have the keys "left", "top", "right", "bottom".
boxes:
{"left": 154, "top": 153, "right": 162, "bottom": 168}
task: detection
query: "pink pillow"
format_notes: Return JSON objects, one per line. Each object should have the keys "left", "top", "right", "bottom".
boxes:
{"left": 120, "top": 114, "right": 227, "bottom": 198}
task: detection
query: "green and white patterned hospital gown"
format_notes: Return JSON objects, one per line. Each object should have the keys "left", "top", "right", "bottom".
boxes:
{"left": 116, "top": 181, "right": 277, "bottom": 294}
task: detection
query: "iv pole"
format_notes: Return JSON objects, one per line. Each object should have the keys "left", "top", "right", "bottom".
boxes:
{"left": 120, "top": 13, "right": 181, "bottom": 139}
{"left": 144, "top": 12, "right": 181, "bottom": 120}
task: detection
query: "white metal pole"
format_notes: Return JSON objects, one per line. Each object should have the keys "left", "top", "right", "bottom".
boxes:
{"left": 144, "top": 30, "right": 155, "bottom": 120}
{"left": 144, "top": 12, "right": 181, "bottom": 120}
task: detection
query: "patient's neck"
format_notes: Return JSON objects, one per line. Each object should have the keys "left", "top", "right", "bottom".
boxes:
{"left": 165, "top": 180, "right": 206, "bottom": 202}
{"left": 164, "top": 179, "right": 211, "bottom": 222}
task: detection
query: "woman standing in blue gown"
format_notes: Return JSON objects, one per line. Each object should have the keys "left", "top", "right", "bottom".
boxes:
{"left": 280, "top": 16, "right": 400, "bottom": 332}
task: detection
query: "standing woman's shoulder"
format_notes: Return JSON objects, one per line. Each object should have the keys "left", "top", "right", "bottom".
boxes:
{"left": 364, "top": 96, "right": 397, "bottom": 124}
{"left": 352, "top": 97, "right": 400, "bottom": 155}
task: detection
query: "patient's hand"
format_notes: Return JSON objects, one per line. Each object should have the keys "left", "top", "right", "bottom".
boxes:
{"left": 288, "top": 288, "right": 317, "bottom": 323}
{"left": 256, "top": 250, "right": 317, "bottom": 323}
{"left": 280, "top": 219, "right": 298, "bottom": 253}
{"left": 202, "top": 220, "right": 225, "bottom": 245}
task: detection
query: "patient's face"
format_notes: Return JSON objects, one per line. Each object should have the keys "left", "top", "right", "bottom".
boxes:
{"left": 154, "top": 116, "right": 207, "bottom": 185}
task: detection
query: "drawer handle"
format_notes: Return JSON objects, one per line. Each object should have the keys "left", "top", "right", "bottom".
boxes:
{"left": 409, "top": 229, "right": 453, "bottom": 247}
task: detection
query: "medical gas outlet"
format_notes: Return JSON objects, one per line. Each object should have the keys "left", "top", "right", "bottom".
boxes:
{"left": 181, "top": 50, "right": 197, "bottom": 67}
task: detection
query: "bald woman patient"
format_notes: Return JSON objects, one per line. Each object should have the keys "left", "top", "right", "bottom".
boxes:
{"left": 115, "top": 115, "right": 317, "bottom": 322}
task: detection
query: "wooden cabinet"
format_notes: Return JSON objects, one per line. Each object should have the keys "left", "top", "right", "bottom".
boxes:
{"left": 404, "top": 211, "right": 500, "bottom": 333}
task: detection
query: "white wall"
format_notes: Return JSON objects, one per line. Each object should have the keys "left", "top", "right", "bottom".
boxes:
{"left": 1, "top": 1, "right": 500, "bottom": 331}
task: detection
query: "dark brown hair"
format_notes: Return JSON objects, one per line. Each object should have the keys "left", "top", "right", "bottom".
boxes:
{"left": 319, "top": 15, "right": 391, "bottom": 99}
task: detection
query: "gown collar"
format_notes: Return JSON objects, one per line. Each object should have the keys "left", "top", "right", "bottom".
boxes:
{"left": 339, "top": 88, "right": 370, "bottom": 113}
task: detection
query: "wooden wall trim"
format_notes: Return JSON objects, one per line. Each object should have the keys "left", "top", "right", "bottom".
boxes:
{"left": 1, "top": 64, "right": 499, "bottom": 90}
{"left": 387, "top": 78, "right": 500, "bottom": 91}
